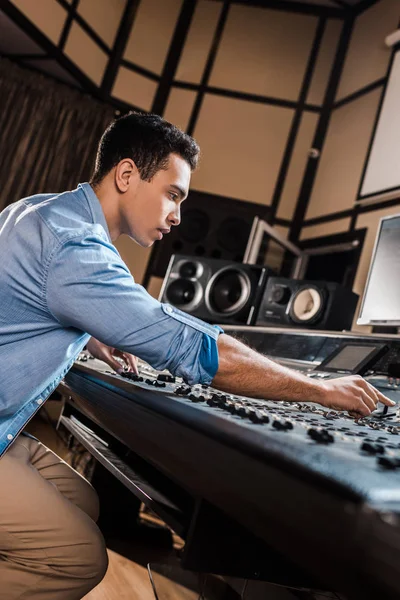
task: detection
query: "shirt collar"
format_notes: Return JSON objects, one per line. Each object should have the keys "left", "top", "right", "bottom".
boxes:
{"left": 78, "top": 182, "right": 112, "bottom": 243}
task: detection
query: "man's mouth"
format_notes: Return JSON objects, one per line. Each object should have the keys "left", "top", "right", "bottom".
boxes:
{"left": 156, "top": 228, "right": 170, "bottom": 240}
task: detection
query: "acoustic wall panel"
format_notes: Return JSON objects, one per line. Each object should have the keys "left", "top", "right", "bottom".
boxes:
{"left": 175, "top": 0, "right": 222, "bottom": 84}
{"left": 209, "top": 5, "right": 318, "bottom": 102}
{"left": 336, "top": 0, "right": 400, "bottom": 101}
{"left": 124, "top": 0, "right": 183, "bottom": 75}
{"left": 78, "top": 0, "right": 126, "bottom": 48}
{"left": 300, "top": 218, "right": 351, "bottom": 241}
{"left": 64, "top": 22, "right": 108, "bottom": 86}
{"left": 305, "top": 88, "right": 382, "bottom": 220}
{"left": 277, "top": 111, "right": 319, "bottom": 221}
{"left": 112, "top": 67, "right": 157, "bottom": 110}
{"left": 352, "top": 206, "right": 400, "bottom": 333}
{"left": 163, "top": 87, "right": 197, "bottom": 132}
{"left": 306, "top": 19, "right": 342, "bottom": 107}
{"left": 10, "top": 0, "right": 67, "bottom": 45}
{"left": 191, "top": 94, "right": 294, "bottom": 205}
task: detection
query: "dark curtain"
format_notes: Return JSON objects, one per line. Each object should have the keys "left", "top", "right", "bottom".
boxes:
{"left": 0, "top": 58, "right": 115, "bottom": 210}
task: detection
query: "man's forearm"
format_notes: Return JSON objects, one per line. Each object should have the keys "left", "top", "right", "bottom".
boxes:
{"left": 212, "top": 334, "right": 395, "bottom": 416}
{"left": 212, "top": 333, "right": 325, "bottom": 404}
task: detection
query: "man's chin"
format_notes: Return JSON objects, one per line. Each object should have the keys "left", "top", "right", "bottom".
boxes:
{"left": 127, "top": 234, "right": 153, "bottom": 247}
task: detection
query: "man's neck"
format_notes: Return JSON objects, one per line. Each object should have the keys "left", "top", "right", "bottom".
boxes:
{"left": 90, "top": 181, "right": 121, "bottom": 242}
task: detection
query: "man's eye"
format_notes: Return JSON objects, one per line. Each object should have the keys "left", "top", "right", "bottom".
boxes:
{"left": 169, "top": 192, "right": 178, "bottom": 201}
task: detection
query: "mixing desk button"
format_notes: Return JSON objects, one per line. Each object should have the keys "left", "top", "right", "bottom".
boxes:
{"left": 120, "top": 372, "right": 143, "bottom": 382}
{"left": 272, "top": 420, "right": 293, "bottom": 431}
{"left": 175, "top": 385, "right": 192, "bottom": 396}
{"left": 308, "top": 429, "right": 334, "bottom": 444}
{"left": 157, "top": 374, "right": 175, "bottom": 383}
{"left": 236, "top": 406, "right": 252, "bottom": 417}
{"left": 189, "top": 394, "right": 202, "bottom": 403}
{"left": 387, "top": 426, "right": 400, "bottom": 435}
{"left": 361, "top": 442, "right": 385, "bottom": 455}
{"left": 377, "top": 456, "right": 400, "bottom": 470}
{"left": 249, "top": 410, "right": 269, "bottom": 424}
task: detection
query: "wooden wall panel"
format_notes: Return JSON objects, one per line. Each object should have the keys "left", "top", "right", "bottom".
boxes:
{"left": 10, "top": 0, "right": 67, "bottom": 45}
{"left": 209, "top": 5, "right": 318, "bottom": 101}
{"left": 112, "top": 66, "right": 158, "bottom": 110}
{"left": 77, "top": 0, "right": 126, "bottom": 48}
{"left": 305, "top": 88, "right": 382, "bottom": 220}
{"left": 191, "top": 94, "right": 294, "bottom": 205}
{"left": 124, "top": 0, "right": 183, "bottom": 75}
{"left": 277, "top": 112, "right": 319, "bottom": 221}
{"left": 300, "top": 217, "right": 351, "bottom": 241}
{"left": 64, "top": 22, "right": 109, "bottom": 86}
{"left": 175, "top": 0, "right": 222, "bottom": 84}
{"left": 336, "top": 0, "right": 400, "bottom": 101}
{"left": 163, "top": 88, "right": 197, "bottom": 132}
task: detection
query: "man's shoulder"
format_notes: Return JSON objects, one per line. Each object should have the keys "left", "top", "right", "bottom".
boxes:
{"left": 29, "top": 187, "right": 101, "bottom": 245}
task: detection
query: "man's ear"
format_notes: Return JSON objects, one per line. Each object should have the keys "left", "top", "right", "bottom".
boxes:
{"left": 115, "top": 159, "right": 138, "bottom": 192}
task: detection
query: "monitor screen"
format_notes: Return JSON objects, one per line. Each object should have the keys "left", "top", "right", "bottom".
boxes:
{"left": 358, "top": 214, "right": 400, "bottom": 325}
{"left": 322, "top": 345, "right": 376, "bottom": 371}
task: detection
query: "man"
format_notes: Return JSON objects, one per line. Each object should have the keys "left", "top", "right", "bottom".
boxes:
{"left": 0, "top": 112, "right": 393, "bottom": 600}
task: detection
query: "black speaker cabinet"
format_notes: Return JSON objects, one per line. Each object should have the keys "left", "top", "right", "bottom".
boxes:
{"left": 255, "top": 277, "right": 359, "bottom": 331}
{"left": 160, "top": 255, "right": 271, "bottom": 325}
{"left": 147, "top": 191, "right": 270, "bottom": 280}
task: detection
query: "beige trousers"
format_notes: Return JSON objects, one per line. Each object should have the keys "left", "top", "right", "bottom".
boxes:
{"left": 0, "top": 435, "right": 108, "bottom": 599}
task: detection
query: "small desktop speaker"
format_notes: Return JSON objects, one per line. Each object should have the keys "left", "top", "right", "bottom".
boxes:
{"left": 255, "top": 277, "right": 359, "bottom": 331}
{"left": 160, "top": 255, "right": 271, "bottom": 325}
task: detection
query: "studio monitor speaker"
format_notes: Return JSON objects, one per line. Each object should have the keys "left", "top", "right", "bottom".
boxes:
{"left": 147, "top": 191, "right": 270, "bottom": 280}
{"left": 160, "top": 255, "right": 271, "bottom": 325}
{"left": 255, "top": 277, "right": 359, "bottom": 331}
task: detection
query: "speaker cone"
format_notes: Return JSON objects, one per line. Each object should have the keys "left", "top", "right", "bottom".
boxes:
{"left": 166, "top": 280, "right": 197, "bottom": 307}
{"left": 206, "top": 267, "right": 251, "bottom": 316}
{"left": 289, "top": 286, "right": 324, "bottom": 324}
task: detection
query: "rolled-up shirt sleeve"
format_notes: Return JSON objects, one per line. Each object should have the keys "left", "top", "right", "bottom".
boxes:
{"left": 45, "top": 231, "right": 222, "bottom": 385}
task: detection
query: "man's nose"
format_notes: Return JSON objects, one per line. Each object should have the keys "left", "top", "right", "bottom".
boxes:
{"left": 169, "top": 206, "right": 181, "bottom": 226}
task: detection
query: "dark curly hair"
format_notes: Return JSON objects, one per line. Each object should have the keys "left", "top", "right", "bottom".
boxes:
{"left": 90, "top": 111, "right": 199, "bottom": 185}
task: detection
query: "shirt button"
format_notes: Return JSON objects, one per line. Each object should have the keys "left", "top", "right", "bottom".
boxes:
{"left": 37, "top": 398, "right": 43, "bottom": 405}
{"left": 165, "top": 305, "right": 173, "bottom": 314}
{"left": 7, "top": 434, "right": 13, "bottom": 440}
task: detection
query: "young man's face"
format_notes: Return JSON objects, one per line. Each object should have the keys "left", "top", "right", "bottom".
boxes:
{"left": 121, "top": 153, "right": 191, "bottom": 247}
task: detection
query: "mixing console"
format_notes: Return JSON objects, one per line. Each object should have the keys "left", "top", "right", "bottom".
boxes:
{"left": 62, "top": 329, "right": 400, "bottom": 600}
{"left": 75, "top": 352, "right": 400, "bottom": 490}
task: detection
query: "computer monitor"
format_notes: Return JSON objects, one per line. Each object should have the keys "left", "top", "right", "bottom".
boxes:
{"left": 358, "top": 213, "right": 400, "bottom": 325}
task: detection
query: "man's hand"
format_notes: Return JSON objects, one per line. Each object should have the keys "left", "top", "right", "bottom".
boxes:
{"left": 86, "top": 337, "right": 139, "bottom": 375}
{"left": 318, "top": 375, "right": 395, "bottom": 417}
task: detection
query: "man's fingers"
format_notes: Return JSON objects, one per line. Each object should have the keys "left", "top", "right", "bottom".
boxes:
{"left": 352, "top": 398, "right": 371, "bottom": 417}
{"left": 112, "top": 349, "right": 139, "bottom": 374}
{"left": 101, "top": 350, "right": 125, "bottom": 373}
{"left": 126, "top": 354, "right": 139, "bottom": 375}
{"left": 356, "top": 378, "right": 396, "bottom": 409}
{"left": 374, "top": 388, "right": 396, "bottom": 407}
{"left": 360, "top": 389, "right": 376, "bottom": 413}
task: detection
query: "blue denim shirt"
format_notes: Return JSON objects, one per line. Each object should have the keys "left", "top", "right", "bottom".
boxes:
{"left": 0, "top": 183, "right": 222, "bottom": 457}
